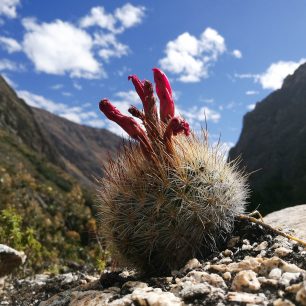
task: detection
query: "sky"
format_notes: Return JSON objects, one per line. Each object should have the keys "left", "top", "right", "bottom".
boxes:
{"left": 1, "top": 0, "right": 306, "bottom": 150}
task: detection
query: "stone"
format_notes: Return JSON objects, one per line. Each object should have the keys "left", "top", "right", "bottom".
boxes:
{"left": 0, "top": 244, "right": 26, "bottom": 277}
{"left": 269, "top": 268, "right": 282, "bottom": 280}
{"left": 131, "top": 287, "right": 183, "bottom": 306}
{"left": 296, "top": 281, "right": 306, "bottom": 305}
{"left": 180, "top": 258, "right": 201, "bottom": 273}
{"left": 227, "top": 291, "right": 267, "bottom": 304}
{"left": 274, "top": 247, "right": 292, "bottom": 257}
{"left": 231, "top": 270, "right": 261, "bottom": 292}
{"left": 254, "top": 241, "right": 269, "bottom": 251}
{"left": 223, "top": 272, "right": 231, "bottom": 281}
{"left": 264, "top": 205, "right": 306, "bottom": 241}
{"left": 185, "top": 271, "right": 227, "bottom": 288}
{"left": 279, "top": 272, "right": 301, "bottom": 287}
{"left": 273, "top": 298, "right": 295, "bottom": 306}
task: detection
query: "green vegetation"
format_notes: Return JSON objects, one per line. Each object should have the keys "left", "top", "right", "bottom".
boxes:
{"left": 0, "top": 130, "right": 106, "bottom": 275}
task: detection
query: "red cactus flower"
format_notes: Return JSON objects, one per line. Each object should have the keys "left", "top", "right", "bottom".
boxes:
{"left": 163, "top": 116, "right": 190, "bottom": 155}
{"left": 128, "top": 75, "right": 146, "bottom": 105}
{"left": 164, "top": 117, "right": 190, "bottom": 139}
{"left": 99, "top": 99, "right": 152, "bottom": 157}
{"left": 152, "top": 68, "right": 175, "bottom": 123}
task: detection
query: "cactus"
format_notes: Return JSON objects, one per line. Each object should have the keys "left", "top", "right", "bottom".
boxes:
{"left": 98, "top": 68, "right": 249, "bottom": 275}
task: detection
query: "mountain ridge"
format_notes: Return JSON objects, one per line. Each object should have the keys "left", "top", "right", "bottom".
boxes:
{"left": 229, "top": 62, "right": 306, "bottom": 213}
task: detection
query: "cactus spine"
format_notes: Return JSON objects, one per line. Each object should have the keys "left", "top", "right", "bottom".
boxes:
{"left": 98, "top": 68, "right": 248, "bottom": 274}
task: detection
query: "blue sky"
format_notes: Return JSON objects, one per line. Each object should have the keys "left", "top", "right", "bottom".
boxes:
{"left": 1, "top": 0, "right": 306, "bottom": 150}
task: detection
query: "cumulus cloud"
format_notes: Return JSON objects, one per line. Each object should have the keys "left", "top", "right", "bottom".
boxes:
{"left": 159, "top": 28, "right": 226, "bottom": 82}
{"left": 80, "top": 3, "right": 145, "bottom": 33}
{"left": 0, "top": 58, "right": 24, "bottom": 71}
{"left": 94, "top": 32, "right": 129, "bottom": 61}
{"left": 177, "top": 105, "right": 221, "bottom": 124}
{"left": 236, "top": 58, "right": 306, "bottom": 90}
{"left": 0, "top": 36, "right": 22, "bottom": 53}
{"left": 232, "top": 49, "right": 242, "bottom": 59}
{"left": 114, "top": 3, "right": 145, "bottom": 29}
{"left": 22, "top": 18, "right": 103, "bottom": 79}
{"left": 17, "top": 90, "right": 101, "bottom": 126}
{"left": 258, "top": 59, "right": 306, "bottom": 90}
{"left": 80, "top": 6, "right": 116, "bottom": 32}
{"left": 0, "top": 0, "right": 20, "bottom": 18}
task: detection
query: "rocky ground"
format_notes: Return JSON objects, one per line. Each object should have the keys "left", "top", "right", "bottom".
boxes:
{"left": 1, "top": 218, "right": 306, "bottom": 306}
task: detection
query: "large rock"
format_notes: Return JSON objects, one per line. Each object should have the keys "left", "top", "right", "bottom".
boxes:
{"left": 264, "top": 204, "right": 306, "bottom": 241}
{"left": 229, "top": 62, "right": 306, "bottom": 214}
{"left": 0, "top": 244, "right": 26, "bottom": 277}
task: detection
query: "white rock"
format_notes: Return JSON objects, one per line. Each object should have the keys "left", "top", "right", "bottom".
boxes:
{"left": 180, "top": 258, "right": 201, "bottom": 273}
{"left": 254, "top": 241, "right": 269, "bottom": 251}
{"left": 227, "top": 291, "right": 267, "bottom": 304}
{"left": 231, "top": 270, "right": 261, "bottom": 292}
{"left": 185, "top": 271, "right": 227, "bottom": 288}
{"left": 279, "top": 272, "right": 301, "bottom": 287}
{"left": 131, "top": 287, "right": 183, "bottom": 306}
{"left": 223, "top": 272, "right": 231, "bottom": 281}
{"left": 269, "top": 268, "right": 283, "bottom": 280}
{"left": 274, "top": 247, "right": 292, "bottom": 257}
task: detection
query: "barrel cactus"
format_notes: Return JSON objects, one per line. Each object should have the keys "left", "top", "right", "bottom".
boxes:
{"left": 98, "top": 68, "right": 248, "bottom": 274}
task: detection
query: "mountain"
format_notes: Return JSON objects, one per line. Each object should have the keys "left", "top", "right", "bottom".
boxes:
{"left": 229, "top": 62, "right": 306, "bottom": 214}
{"left": 32, "top": 107, "right": 121, "bottom": 187}
{"left": 0, "top": 75, "right": 121, "bottom": 273}
{"left": 0, "top": 76, "right": 122, "bottom": 188}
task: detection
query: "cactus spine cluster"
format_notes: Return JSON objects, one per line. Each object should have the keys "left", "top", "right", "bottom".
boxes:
{"left": 98, "top": 68, "right": 248, "bottom": 274}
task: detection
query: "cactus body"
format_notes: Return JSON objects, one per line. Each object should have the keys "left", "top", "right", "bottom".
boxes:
{"left": 98, "top": 69, "right": 248, "bottom": 274}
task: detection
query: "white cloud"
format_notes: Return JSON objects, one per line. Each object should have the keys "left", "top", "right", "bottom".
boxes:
{"left": 258, "top": 59, "right": 306, "bottom": 90}
{"left": 0, "top": 58, "right": 23, "bottom": 71}
{"left": 159, "top": 27, "right": 226, "bottom": 82}
{"left": 0, "top": 36, "right": 22, "bottom": 53}
{"left": 0, "top": 0, "right": 20, "bottom": 18}
{"left": 94, "top": 32, "right": 129, "bottom": 61}
{"left": 245, "top": 90, "right": 259, "bottom": 95}
{"left": 114, "top": 3, "right": 145, "bottom": 29}
{"left": 232, "top": 49, "right": 242, "bottom": 59}
{"left": 17, "top": 90, "right": 100, "bottom": 126}
{"left": 73, "top": 82, "right": 82, "bottom": 90}
{"left": 177, "top": 105, "right": 221, "bottom": 124}
{"left": 22, "top": 18, "right": 103, "bottom": 79}
{"left": 62, "top": 92, "right": 72, "bottom": 97}
{"left": 235, "top": 58, "right": 306, "bottom": 90}
{"left": 80, "top": 3, "right": 145, "bottom": 33}
{"left": 247, "top": 104, "right": 256, "bottom": 111}
{"left": 51, "top": 84, "right": 63, "bottom": 90}
{"left": 80, "top": 6, "right": 116, "bottom": 32}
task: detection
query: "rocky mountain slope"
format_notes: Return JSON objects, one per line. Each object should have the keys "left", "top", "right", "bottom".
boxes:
{"left": 0, "top": 76, "right": 122, "bottom": 188}
{"left": 0, "top": 75, "right": 121, "bottom": 273}
{"left": 229, "top": 62, "right": 306, "bottom": 214}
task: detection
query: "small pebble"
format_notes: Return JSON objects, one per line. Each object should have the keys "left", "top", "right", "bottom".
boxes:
{"left": 275, "top": 247, "right": 292, "bottom": 257}
{"left": 223, "top": 272, "right": 231, "bottom": 281}
{"left": 231, "top": 270, "right": 261, "bottom": 292}
{"left": 273, "top": 298, "right": 295, "bottom": 306}
{"left": 269, "top": 268, "right": 282, "bottom": 280}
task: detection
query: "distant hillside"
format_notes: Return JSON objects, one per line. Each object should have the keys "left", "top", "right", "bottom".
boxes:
{"left": 229, "top": 62, "right": 306, "bottom": 214}
{"left": 0, "top": 75, "right": 121, "bottom": 273}
{"left": 33, "top": 107, "right": 121, "bottom": 187}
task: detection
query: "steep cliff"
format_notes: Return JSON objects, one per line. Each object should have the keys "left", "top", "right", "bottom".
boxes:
{"left": 229, "top": 62, "right": 306, "bottom": 213}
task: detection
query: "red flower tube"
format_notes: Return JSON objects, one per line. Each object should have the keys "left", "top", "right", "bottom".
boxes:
{"left": 152, "top": 68, "right": 175, "bottom": 123}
